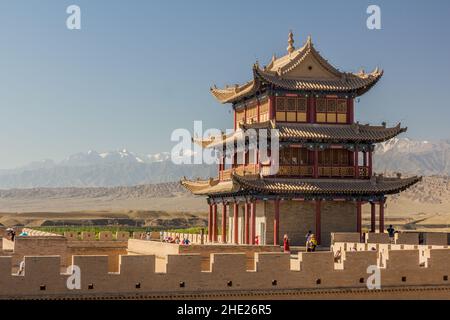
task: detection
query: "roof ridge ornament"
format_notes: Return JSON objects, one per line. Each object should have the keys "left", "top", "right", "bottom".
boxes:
{"left": 306, "top": 34, "right": 312, "bottom": 47}
{"left": 287, "top": 30, "right": 295, "bottom": 54}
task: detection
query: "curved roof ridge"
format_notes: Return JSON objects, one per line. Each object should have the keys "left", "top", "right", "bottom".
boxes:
{"left": 275, "top": 36, "right": 343, "bottom": 78}
{"left": 232, "top": 174, "right": 422, "bottom": 196}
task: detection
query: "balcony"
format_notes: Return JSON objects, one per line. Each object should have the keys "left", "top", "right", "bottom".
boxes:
{"left": 221, "top": 165, "right": 370, "bottom": 180}
{"left": 318, "top": 166, "right": 355, "bottom": 178}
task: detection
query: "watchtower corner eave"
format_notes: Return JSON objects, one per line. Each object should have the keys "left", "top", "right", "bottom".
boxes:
{"left": 210, "top": 35, "right": 383, "bottom": 104}
{"left": 180, "top": 174, "right": 422, "bottom": 199}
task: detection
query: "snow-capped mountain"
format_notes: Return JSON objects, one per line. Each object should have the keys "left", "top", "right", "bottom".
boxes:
{"left": 60, "top": 149, "right": 171, "bottom": 166}
{"left": 0, "top": 139, "right": 449, "bottom": 189}
{"left": 374, "top": 138, "right": 450, "bottom": 175}
{"left": 375, "top": 138, "right": 437, "bottom": 154}
{"left": 0, "top": 149, "right": 215, "bottom": 189}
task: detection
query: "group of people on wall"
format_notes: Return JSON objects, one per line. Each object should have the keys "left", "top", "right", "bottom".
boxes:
{"left": 282, "top": 231, "right": 318, "bottom": 253}
{"left": 4, "top": 228, "right": 29, "bottom": 241}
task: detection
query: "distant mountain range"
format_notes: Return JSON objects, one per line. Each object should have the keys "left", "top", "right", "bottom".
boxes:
{"left": 374, "top": 138, "right": 450, "bottom": 176}
{"left": 0, "top": 149, "right": 216, "bottom": 189}
{"left": 0, "top": 138, "right": 448, "bottom": 189}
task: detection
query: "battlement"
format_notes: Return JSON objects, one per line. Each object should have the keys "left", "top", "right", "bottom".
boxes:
{"left": 1, "top": 247, "right": 450, "bottom": 299}
{"left": 332, "top": 231, "right": 450, "bottom": 246}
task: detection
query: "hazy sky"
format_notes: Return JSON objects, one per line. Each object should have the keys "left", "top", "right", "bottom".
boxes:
{"left": 0, "top": 0, "right": 449, "bottom": 168}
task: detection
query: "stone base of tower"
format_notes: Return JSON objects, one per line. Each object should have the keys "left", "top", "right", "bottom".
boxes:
{"left": 264, "top": 200, "right": 358, "bottom": 247}
{"left": 225, "top": 200, "right": 359, "bottom": 247}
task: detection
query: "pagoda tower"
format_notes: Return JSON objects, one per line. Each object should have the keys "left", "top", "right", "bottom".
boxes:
{"left": 181, "top": 32, "right": 421, "bottom": 246}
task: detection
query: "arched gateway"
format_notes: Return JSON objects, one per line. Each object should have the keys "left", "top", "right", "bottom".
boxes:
{"left": 181, "top": 31, "right": 420, "bottom": 247}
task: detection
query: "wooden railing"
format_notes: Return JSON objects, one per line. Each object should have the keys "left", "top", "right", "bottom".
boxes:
{"left": 221, "top": 165, "right": 370, "bottom": 179}
{"left": 358, "top": 166, "right": 370, "bottom": 178}
{"left": 274, "top": 165, "right": 314, "bottom": 177}
{"left": 319, "top": 166, "right": 355, "bottom": 178}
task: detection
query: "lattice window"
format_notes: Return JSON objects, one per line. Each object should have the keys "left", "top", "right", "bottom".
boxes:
{"left": 276, "top": 96, "right": 308, "bottom": 122}
{"left": 327, "top": 99, "right": 337, "bottom": 112}
{"left": 316, "top": 98, "right": 348, "bottom": 123}
{"left": 280, "top": 148, "right": 291, "bottom": 165}
{"left": 299, "top": 148, "right": 309, "bottom": 165}
{"left": 326, "top": 99, "right": 337, "bottom": 123}
{"left": 316, "top": 98, "right": 327, "bottom": 112}
{"left": 291, "top": 148, "right": 299, "bottom": 165}
{"left": 276, "top": 97, "right": 286, "bottom": 121}
{"left": 297, "top": 98, "right": 307, "bottom": 122}
{"left": 246, "top": 105, "right": 258, "bottom": 124}
{"left": 337, "top": 100, "right": 347, "bottom": 113}
{"left": 236, "top": 110, "right": 245, "bottom": 125}
{"left": 337, "top": 99, "right": 348, "bottom": 123}
{"left": 276, "top": 97, "right": 286, "bottom": 110}
{"left": 297, "top": 98, "right": 307, "bottom": 112}
{"left": 259, "top": 99, "right": 269, "bottom": 122}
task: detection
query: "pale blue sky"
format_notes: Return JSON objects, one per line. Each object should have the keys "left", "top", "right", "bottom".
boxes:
{"left": 0, "top": 0, "right": 449, "bottom": 168}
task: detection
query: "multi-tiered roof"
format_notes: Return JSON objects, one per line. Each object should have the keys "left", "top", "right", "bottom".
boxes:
{"left": 182, "top": 32, "right": 420, "bottom": 201}
{"left": 210, "top": 35, "right": 383, "bottom": 104}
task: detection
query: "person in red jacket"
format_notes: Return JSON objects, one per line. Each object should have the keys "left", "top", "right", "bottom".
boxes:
{"left": 283, "top": 234, "right": 290, "bottom": 253}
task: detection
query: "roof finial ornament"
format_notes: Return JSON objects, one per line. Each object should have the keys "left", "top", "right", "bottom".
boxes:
{"left": 287, "top": 30, "right": 295, "bottom": 54}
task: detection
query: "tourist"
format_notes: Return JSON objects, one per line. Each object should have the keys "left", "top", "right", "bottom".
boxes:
{"left": 182, "top": 238, "right": 190, "bottom": 246}
{"left": 306, "top": 234, "right": 318, "bottom": 252}
{"left": 145, "top": 232, "right": 151, "bottom": 241}
{"left": 387, "top": 225, "right": 395, "bottom": 238}
{"left": 254, "top": 235, "right": 259, "bottom": 245}
{"left": 17, "top": 259, "right": 25, "bottom": 276}
{"left": 6, "top": 228, "right": 16, "bottom": 241}
{"left": 283, "top": 234, "right": 290, "bottom": 253}
{"left": 334, "top": 248, "right": 342, "bottom": 263}
{"left": 19, "top": 230, "right": 29, "bottom": 237}
{"left": 305, "top": 230, "right": 312, "bottom": 242}
{"left": 305, "top": 230, "right": 312, "bottom": 247}
{"left": 175, "top": 236, "right": 180, "bottom": 244}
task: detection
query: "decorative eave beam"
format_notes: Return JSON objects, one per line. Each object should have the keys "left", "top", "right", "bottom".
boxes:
{"left": 208, "top": 194, "right": 389, "bottom": 203}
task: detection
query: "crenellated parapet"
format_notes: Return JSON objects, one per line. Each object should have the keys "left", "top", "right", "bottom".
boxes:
{"left": 1, "top": 247, "right": 450, "bottom": 299}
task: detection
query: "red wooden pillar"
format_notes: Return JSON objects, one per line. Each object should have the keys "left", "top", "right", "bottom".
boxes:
{"left": 212, "top": 204, "right": 218, "bottom": 242}
{"left": 233, "top": 203, "right": 239, "bottom": 244}
{"left": 370, "top": 202, "right": 376, "bottom": 233}
{"left": 257, "top": 99, "right": 260, "bottom": 123}
{"left": 354, "top": 150, "right": 359, "bottom": 178}
{"left": 356, "top": 201, "right": 362, "bottom": 235}
{"left": 250, "top": 201, "right": 256, "bottom": 245}
{"left": 379, "top": 199, "right": 385, "bottom": 233}
{"left": 269, "top": 96, "right": 275, "bottom": 120}
{"left": 244, "top": 203, "right": 250, "bottom": 244}
{"left": 363, "top": 152, "right": 367, "bottom": 167}
{"left": 208, "top": 204, "right": 213, "bottom": 242}
{"left": 221, "top": 203, "right": 227, "bottom": 243}
{"left": 274, "top": 199, "right": 280, "bottom": 246}
{"left": 348, "top": 98, "right": 354, "bottom": 124}
{"left": 314, "top": 149, "right": 319, "bottom": 178}
{"left": 244, "top": 105, "right": 247, "bottom": 124}
{"left": 315, "top": 200, "right": 321, "bottom": 245}
{"left": 368, "top": 150, "right": 373, "bottom": 177}
{"left": 309, "top": 95, "right": 316, "bottom": 123}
